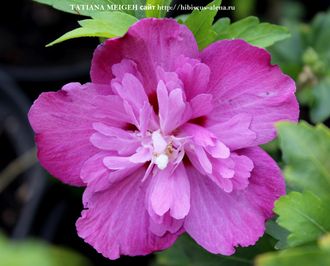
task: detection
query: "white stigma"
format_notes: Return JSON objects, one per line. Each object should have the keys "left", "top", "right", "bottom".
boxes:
{"left": 155, "top": 154, "right": 169, "bottom": 170}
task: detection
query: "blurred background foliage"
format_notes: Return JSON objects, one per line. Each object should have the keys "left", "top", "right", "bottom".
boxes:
{"left": 0, "top": 233, "right": 91, "bottom": 266}
{"left": 0, "top": 0, "right": 330, "bottom": 265}
{"left": 270, "top": 9, "right": 330, "bottom": 123}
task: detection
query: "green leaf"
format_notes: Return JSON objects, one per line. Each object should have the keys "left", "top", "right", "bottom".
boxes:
{"left": 232, "top": 0, "right": 256, "bottom": 20}
{"left": 0, "top": 233, "right": 91, "bottom": 266}
{"left": 145, "top": 0, "right": 171, "bottom": 18}
{"left": 34, "top": 0, "right": 146, "bottom": 18}
{"left": 310, "top": 10, "right": 330, "bottom": 57}
{"left": 184, "top": 0, "right": 221, "bottom": 50}
{"left": 46, "top": 11, "right": 138, "bottom": 46}
{"left": 265, "top": 220, "right": 289, "bottom": 250}
{"left": 260, "top": 139, "right": 280, "bottom": 162}
{"left": 319, "top": 233, "right": 330, "bottom": 250}
{"left": 213, "top": 16, "right": 290, "bottom": 48}
{"left": 255, "top": 245, "right": 330, "bottom": 266}
{"left": 212, "top": 17, "right": 230, "bottom": 34}
{"left": 297, "top": 84, "right": 314, "bottom": 107}
{"left": 154, "top": 233, "right": 274, "bottom": 266}
{"left": 256, "top": 233, "right": 330, "bottom": 266}
{"left": 214, "top": 16, "right": 258, "bottom": 37}
{"left": 175, "top": 14, "right": 188, "bottom": 24}
{"left": 274, "top": 191, "right": 330, "bottom": 247}
{"left": 310, "top": 77, "right": 330, "bottom": 123}
{"left": 276, "top": 121, "right": 330, "bottom": 197}
{"left": 305, "top": 11, "right": 330, "bottom": 77}
{"left": 302, "top": 47, "right": 328, "bottom": 77}
{"left": 268, "top": 22, "right": 305, "bottom": 79}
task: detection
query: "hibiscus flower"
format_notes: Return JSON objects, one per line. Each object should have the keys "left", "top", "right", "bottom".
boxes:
{"left": 28, "top": 18, "right": 299, "bottom": 259}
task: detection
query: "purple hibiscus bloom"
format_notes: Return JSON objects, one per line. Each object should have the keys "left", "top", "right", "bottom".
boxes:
{"left": 28, "top": 18, "right": 299, "bottom": 259}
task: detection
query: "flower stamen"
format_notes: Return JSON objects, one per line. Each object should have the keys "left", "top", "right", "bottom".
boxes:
{"left": 155, "top": 153, "right": 169, "bottom": 170}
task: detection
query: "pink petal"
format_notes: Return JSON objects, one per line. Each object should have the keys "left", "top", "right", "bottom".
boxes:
{"left": 139, "top": 102, "right": 156, "bottom": 135}
{"left": 152, "top": 130, "right": 168, "bottom": 153}
{"left": 76, "top": 168, "right": 177, "bottom": 259}
{"left": 184, "top": 147, "right": 285, "bottom": 255}
{"left": 156, "top": 67, "right": 183, "bottom": 92}
{"left": 80, "top": 151, "right": 112, "bottom": 192}
{"left": 28, "top": 83, "right": 128, "bottom": 186}
{"left": 179, "top": 123, "right": 215, "bottom": 147}
{"left": 208, "top": 153, "right": 254, "bottom": 193}
{"left": 103, "top": 156, "right": 136, "bottom": 170}
{"left": 184, "top": 150, "right": 207, "bottom": 175}
{"left": 202, "top": 40, "right": 299, "bottom": 146}
{"left": 80, "top": 151, "right": 140, "bottom": 193}
{"left": 123, "top": 100, "right": 139, "bottom": 128}
{"left": 157, "top": 82, "right": 190, "bottom": 134}
{"left": 111, "top": 59, "right": 142, "bottom": 81}
{"left": 148, "top": 164, "right": 190, "bottom": 220}
{"left": 149, "top": 212, "right": 184, "bottom": 237}
{"left": 213, "top": 157, "right": 235, "bottom": 179}
{"left": 112, "top": 73, "right": 148, "bottom": 110}
{"left": 175, "top": 56, "right": 211, "bottom": 100}
{"left": 207, "top": 157, "right": 235, "bottom": 192}
{"left": 231, "top": 153, "right": 254, "bottom": 190}
{"left": 90, "top": 132, "right": 133, "bottom": 152}
{"left": 207, "top": 113, "right": 257, "bottom": 150}
{"left": 93, "top": 122, "right": 133, "bottom": 137}
{"left": 91, "top": 18, "right": 199, "bottom": 94}
{"left": 193, "top": 145, "right": 212, "bottom": 174}
{"left": 90, "top": 123, "right": 139, "bottom": 155}
{"left": 103, "top": 147, "right": 151, "bottom": 171}
{"left": 111, "top": 72, "right": 158, "bottom": 132}
{"left": 189, "top": 93, "right": 214, "bottom": 119}
{"left": 129, "top": 147, "right": 152, "bottom": 163}
{"left": 205, "top": 140, "right": 230, "bottom": 159}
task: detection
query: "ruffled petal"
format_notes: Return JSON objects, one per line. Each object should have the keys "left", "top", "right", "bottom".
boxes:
{"left": 91, "top": 18, "right": 199, "bottom": 94}
{"left": 189, "top": 93, "right": 214, "bottom": 119}
{"left": 202, "top": 40, "right": 299, "bottom": 147}
{"left": 112, "top": 73, "right": 148, "bottom": 111}
{"left": 111, "top": 72, "right": 158, "bottom": 132}
{"left": 80, "top": 151, "right": 112, "bottom": 192}
{"left": 28, "top": 82, "right": 129, "bottom": 186}
{"left": 112, "top": 59, "right": 142, "bottom": 81}
{"left": 208, "top": 153, "right": 254, "bottom": 193}
{"left": 148, "top": 164, "right": 190, "bottom": 219}
{"left": 184, "top": 147, "right": 285, "bottom": 255}
{"left": 207, "top": 114, "right": 257, "bottom": 150}
{"left": 156, "top": 67, "right": 183, "bottom": 92}
{"left": 90, "top": 122, "right": 139, "bottom": 155}
{"left": 77, "top": 168, "right": 178, "bottom": 259}
{"left": 149, "top": 212, "right": 184, "bottom": 237}
{"left": 157, "top": 81, "right": 191, "bottom": 134}
{"left": 81, "top": 151, "right": 143, "bottom": 195}
{"left": 205, "top": 140, "right": 230, "bottom": 159}
{"left": 193, "top": 145, "right": 213, "bottom": 174}
{"left": 175, "top": 56, "right": 211, "bottom": 100}
{"left": 103, "top": 156, "right": 138, "bottom": 170}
